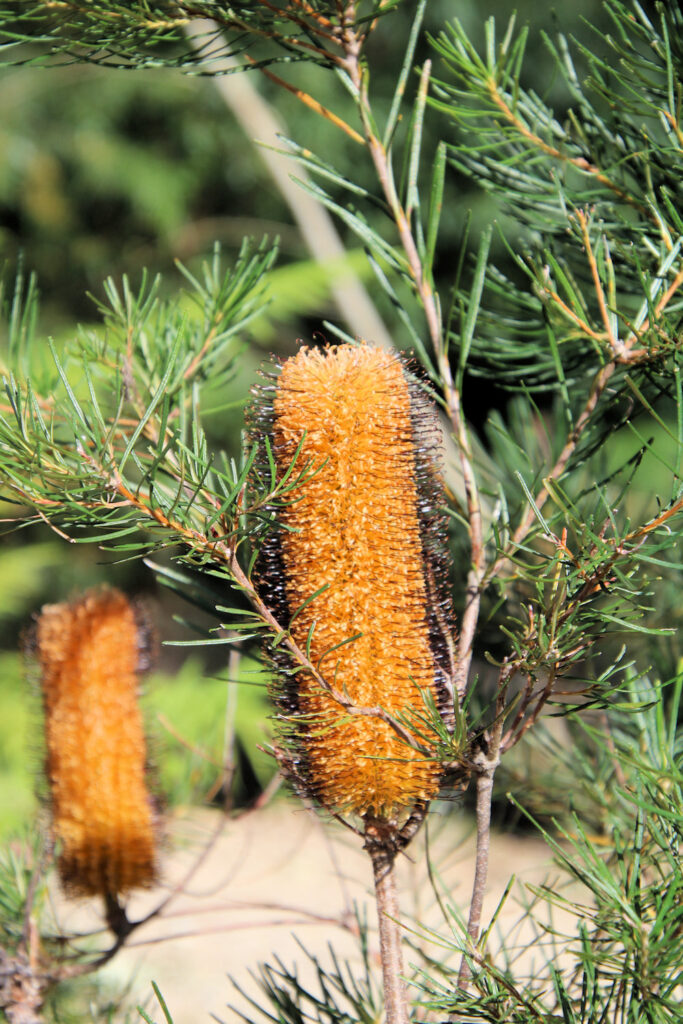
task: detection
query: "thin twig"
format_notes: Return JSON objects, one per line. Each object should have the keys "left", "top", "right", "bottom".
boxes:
{"left": 123, "top": 914, "right": 342, "bottom": 948}
{"left": 457, "top": 761, "right": 496, "bottom": 988}
{"left": 156, "top": 713, "right": 224, "bottom": 770}
{"left": 501, "top": 664, "right": 557, "bottom": 754}
{"left": 575, "top": 209, "right": 620, "bottom": 355}
{"left": 245, "top": 54, "right": 364, "bottom": 143}
{"left": 457, "top": 659, "right": 511, "bottom": 989}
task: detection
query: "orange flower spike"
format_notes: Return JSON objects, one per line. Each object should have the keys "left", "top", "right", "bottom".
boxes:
{"left": 34, "top": 588, "right": 157, "bottom": 898}
{"left": 256, "top": 344, "right": 454, "bottom": 820}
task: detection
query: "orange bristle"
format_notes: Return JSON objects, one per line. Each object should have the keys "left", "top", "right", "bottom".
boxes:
{"left": 257, "top": 344, "right": 453, "bottom": 820}
{"left": 34, "top": 588, "right": 157, "bottom": 897}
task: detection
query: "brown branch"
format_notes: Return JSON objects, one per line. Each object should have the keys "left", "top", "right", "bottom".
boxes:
{"left": 289, "top": 0, "right": 334, "bottom": 29}
{"left": 457, "top": 661, "right": 510, "bottom": 988}
{"left": 457, "top": 759, "right": 495, "bottom": 989}
{"left": 626, "top": 491, "right": 683, "bottom": 542}
{"left": 247, "top": 56, "right": 364, "bottom": 143}
{"left": 252, "top": 0, "right": 338, "bottom": 44}
{"left": 500, "top": 663, "right": 557, "bottom": 754}
{"left": 626, "top": 265, "right": 683, "bottom": 352}
{"left": 497, "top": 671, "right": 534, "bottom": 753}
{"left": 177, "top": 2, "right": 341, "bottom": 62}
{"left": 535, "top": 281, "right": 609, "bottom": 345}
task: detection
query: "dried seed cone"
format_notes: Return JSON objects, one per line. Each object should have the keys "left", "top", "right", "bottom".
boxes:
{"left": 35, "top": 588, "right": 157, "bottom": 897}
{"left": 260, "top": 344, "right": 453, "bottom": 819}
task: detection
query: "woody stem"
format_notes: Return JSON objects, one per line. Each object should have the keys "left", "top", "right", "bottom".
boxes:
{"left": 366, "top": 831, "right": 410, "bottom": 1024}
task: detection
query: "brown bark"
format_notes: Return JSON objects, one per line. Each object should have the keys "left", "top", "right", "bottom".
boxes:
{"left": 0, "top": 949, "right": 44, "bottom": 1024}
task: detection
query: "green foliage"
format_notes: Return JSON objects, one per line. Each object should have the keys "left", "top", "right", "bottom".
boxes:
{"left": 138, "top": 981, "right": 175, "bottom": 1024}
{"left": 0, "top": 64, "right": 273, "bottom": 323}
{"left": 415, "top": 672, "right": 683, "bottom": 1023}
{"left": 0, "top": 1, "right": 681, "bottom": 1022}
{"left": 430, "top": 2, "right": 683, "bottom": 392}
{"left": 0, "top": 827, "right": 44, "bottom": 956}
{"left": 0, "top": 2, "right": 394, "bottom": 73}
{"left": 0, "top": 240, "right": 277, "bottom": 560}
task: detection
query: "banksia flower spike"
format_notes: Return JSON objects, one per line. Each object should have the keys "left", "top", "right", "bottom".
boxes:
{"left": 252, "top": 343, "right": 455, "bottom": 828}
{"left": 31, "top": 588, "right": 158, "bottom": 904}
{"left": 251, "top": 343, "right": 456, "bottom": 1024}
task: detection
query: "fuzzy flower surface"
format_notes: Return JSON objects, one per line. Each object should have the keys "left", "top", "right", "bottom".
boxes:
{"left": 34, "top": 588, "right": 157, "bottom": 897}
{"left": 255, "top": 344, "right": 454, "bottom": 819}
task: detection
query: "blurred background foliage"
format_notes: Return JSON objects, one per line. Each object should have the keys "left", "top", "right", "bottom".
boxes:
{"left": 0, "top": 0, "right": 677, "bottom": 839}
{"left": 0, "top": 0, "right": 618, "bottom": 334}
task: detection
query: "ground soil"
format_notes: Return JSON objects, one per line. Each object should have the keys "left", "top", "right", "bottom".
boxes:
{"left": 55, "top": 801, "right": 577, "bottom": 1023}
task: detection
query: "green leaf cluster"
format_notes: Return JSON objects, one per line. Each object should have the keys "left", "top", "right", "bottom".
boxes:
{"left": 416, "top": 672, "right": 683, "bottom": 1023}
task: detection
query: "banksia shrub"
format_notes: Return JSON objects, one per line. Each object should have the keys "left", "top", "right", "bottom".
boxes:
{"left": 252, "top": 344, "right": 454, "bottom": 821}
{"left": 31, "top": 588, "right": 158, "bottom": 898}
